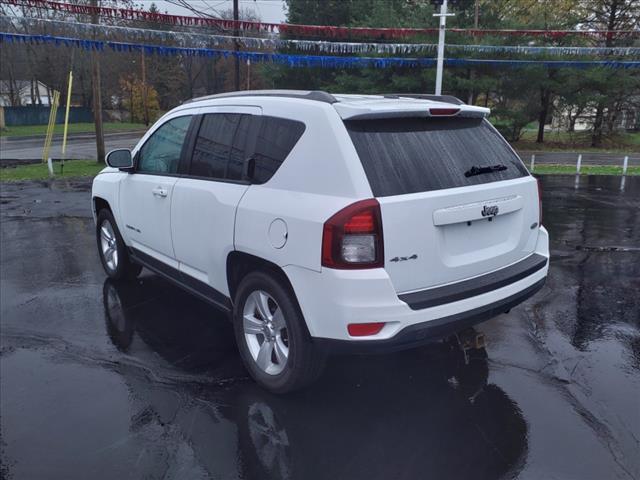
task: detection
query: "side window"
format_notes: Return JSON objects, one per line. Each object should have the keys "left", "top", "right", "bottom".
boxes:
{"left": 251, "top": 117, "right": 305, "bottom": 184}
{"left": 190, "top": 114, "right": 240, "bottom": 179}
{"left": 227, "top": 115, "right": 253, "bottom": 181}
{"left": 138, "top": 116, "right": 191, "bottom": 174}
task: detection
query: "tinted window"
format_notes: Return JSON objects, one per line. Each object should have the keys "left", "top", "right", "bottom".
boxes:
{"left": 138, "top": 116, "right": 191, "bottom": 174}
{"left": 251, "top": 117, "right": 305, "bottom": 184}
{"left": 191, "top": 114, "right": 241, "bottom": 179}
{"left": 228, "top": 115, "right": 253, "bottom": 181}
{"left": 345, "top": 118, "right": 528, "bottom": 197}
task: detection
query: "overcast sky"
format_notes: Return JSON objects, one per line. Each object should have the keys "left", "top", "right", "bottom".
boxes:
{"left": 150, "top": 0, "right": 287, "bottom": 24}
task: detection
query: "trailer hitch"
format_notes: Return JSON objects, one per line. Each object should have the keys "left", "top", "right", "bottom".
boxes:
{"left": 454, "top": 328, "right": 486, "bottom": 365}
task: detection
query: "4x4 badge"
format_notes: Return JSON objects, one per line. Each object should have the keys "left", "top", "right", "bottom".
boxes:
{"left": 390, "top": 254, "right": 418, "bottom": 263}
{"left": 481, "top": 205, "right": 499, "bottom": 217}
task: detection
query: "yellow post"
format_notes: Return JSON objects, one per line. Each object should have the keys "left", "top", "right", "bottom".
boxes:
{"left": 61, "top": 71, "right": 73, "bottom": 159}
{"left": 42, "top": 90, "right": 60, "bottom": 164}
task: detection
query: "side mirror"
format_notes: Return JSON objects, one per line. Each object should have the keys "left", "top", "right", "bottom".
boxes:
{"left": 106, "top": 149, "right": 133, "bottom": 171}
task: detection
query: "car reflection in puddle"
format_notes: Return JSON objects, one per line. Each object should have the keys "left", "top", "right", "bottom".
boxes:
{"left": 103, "top": 277, "right": 528, "bottom": 480}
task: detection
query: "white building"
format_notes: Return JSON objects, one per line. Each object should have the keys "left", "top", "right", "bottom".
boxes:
{"left": 0, "top": 80, "right": 52, "bottom": 106}
{"left": 552, "top": 100, "right": 639, "bottom": 132}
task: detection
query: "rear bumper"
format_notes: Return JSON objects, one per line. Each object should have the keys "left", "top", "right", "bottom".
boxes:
{"left": 398, "top": 253, "right": 547, "bottom": 310}
{"left": 316, "top": 278, "right": 545, "bottom": 354}
{"left": 284, "top": 227, "right": 549, "bottom": 347}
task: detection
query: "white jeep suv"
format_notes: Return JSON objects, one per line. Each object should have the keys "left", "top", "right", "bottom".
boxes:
{"left": 92, "top": 90, "right": 549, "bottom": 393}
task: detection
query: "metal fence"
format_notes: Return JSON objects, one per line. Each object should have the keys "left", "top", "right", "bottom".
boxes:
{"left": 3, "top": 106, "right": 93, "bottom": 126}
{"left": 519, "top": 151, "right": 638, "bottom": 173}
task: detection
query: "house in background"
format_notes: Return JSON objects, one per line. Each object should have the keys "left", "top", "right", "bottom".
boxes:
{"left": 552, "top": 99, "right": 640, "bottom": 132}
{"left": 0, "top": 80, "right": 52, "bottom": 106}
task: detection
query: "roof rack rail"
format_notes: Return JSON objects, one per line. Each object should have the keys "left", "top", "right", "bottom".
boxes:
{"left": 383, "top": 93, "right": 465, "bottom": 105}
{"left": 184, "top": 90, "right": 338, "bottom": 105}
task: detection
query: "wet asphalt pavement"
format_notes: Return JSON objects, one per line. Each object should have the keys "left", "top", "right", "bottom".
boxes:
{"left": 1, "top": 175, "right": 639, "bottom": 480}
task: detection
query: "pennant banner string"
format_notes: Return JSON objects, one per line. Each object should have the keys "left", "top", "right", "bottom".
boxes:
{"left": 2, "top": 32, "right": 639, "bottom": 69}
{"left": 2, "top": 16, "right": 639, "bottom": 57}
{"left": 1, "top": 0, "right": 638, "bottom": 40}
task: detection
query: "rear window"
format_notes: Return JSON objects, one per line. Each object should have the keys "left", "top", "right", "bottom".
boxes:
{"left": 345, "top": 117, "right": 528, "bottom": 197}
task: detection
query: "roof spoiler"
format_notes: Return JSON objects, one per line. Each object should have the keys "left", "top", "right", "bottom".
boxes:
{"left": 335, "top": 102, "right": 490, "bottom": 120}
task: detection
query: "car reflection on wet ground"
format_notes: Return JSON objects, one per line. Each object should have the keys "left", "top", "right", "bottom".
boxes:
{"left": 1, "top": 175, "right": 639, "bottom": 480}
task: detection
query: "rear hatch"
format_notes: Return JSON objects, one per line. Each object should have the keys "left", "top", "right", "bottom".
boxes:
{"left": 345, "top": 115, "right": 539, "bottom": 294}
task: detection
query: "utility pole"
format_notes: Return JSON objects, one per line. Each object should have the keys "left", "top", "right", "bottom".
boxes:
{"left": 233, "top": 0, "right": 240, "bottom": 91}
{"left": 246, "top": 59, "right": 251, "bottom": 90}
{"left": 474, "top": 0, "right": 479, "bottom": 29}
{"left": 90, "top": 0, "right": 105, "bottom": 163}
{"left": 433, "top": 0, "right": 454, "bottom": 96}
{"left": 468, "top": 0, "right": 479, "bottom": 104}
{"left": 141, "top": 50, "right": 149, "bottom": 126}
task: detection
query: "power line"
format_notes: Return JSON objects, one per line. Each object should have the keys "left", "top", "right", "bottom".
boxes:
{"left": 3, "top": 0, "right": 637, "bottom": 40}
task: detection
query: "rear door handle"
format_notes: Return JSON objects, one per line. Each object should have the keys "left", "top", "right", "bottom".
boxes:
{"left": 152, "top": 186, "right": 168, "bottom": 198}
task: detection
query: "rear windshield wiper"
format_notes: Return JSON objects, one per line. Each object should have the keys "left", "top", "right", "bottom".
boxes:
{"left": 464, "top": 164, "right": 507, "bottom": 177}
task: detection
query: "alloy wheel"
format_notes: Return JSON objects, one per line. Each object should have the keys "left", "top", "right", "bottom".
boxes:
{"left": 243, "top": 290, "right": 289, "bottom": 375}
{"left": 100, "top": 220, "right": 119, "bottom": 272}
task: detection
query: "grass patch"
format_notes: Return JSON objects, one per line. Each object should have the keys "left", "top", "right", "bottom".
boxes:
{"left": 513, "top": 130, "right": 640, "bottom": 153}
{"left": 3, "top": 160, "right": 637, "bottom": 182}
{"left": 532, "top": 164, "right": 640, "bottom": 175}
{"left": 0, "top": 122, "right": 146, "bottom": 138}
{"left": 0, "top": 160, "right": 104, "bottom": 182}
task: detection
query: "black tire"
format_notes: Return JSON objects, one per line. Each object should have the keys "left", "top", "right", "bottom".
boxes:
{"left": 233, "top": 271, "right": 326, "bottom": 394}
{"left": 96, "top": 209, "right": 142, "bottom": 281}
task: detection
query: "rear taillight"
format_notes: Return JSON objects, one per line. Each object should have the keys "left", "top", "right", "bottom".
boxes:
{"left": 536, "top": 178, "right": 543, "bottom": 226}
{"left": 322, "top": 199, "right": 384, "bottom": 269}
